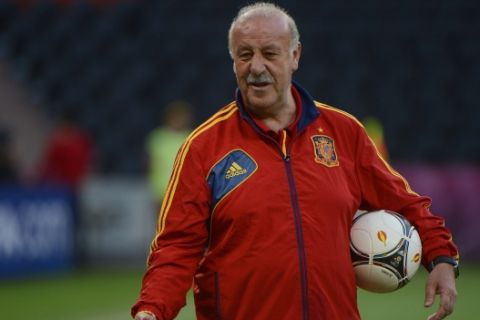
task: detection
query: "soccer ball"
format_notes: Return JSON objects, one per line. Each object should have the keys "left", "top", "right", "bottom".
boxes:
{"left": 350, "top": 209, "right": 422, "bottom": 293}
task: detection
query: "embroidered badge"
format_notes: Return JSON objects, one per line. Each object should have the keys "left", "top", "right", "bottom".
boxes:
{"left": 311, "top": 135, "right": 339, "bottom": 167}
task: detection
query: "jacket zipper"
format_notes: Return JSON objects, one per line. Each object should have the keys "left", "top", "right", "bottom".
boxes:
{"left": 253, "top": 127, "right": 310, "bottom": 320}
{"left": 282, "top": 136, "right": 310, "bottom": 320}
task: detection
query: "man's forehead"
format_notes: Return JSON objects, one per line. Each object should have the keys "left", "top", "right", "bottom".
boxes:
{"left": 232, "top": 15, "right": 290, "bottom": 45}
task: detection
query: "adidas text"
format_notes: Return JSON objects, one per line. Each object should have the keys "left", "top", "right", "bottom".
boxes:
{"left": 226, "top": 169, "right": 247, "bottom": 179}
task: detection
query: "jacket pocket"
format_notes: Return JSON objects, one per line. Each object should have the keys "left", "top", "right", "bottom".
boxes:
{"left": 194, "top": 271, "right": 222, "bottom": 320}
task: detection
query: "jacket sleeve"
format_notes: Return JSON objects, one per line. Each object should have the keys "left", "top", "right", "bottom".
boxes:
{"left": 354, "top": 124, "right": 459, "bottom": 268}
{"left": 131, "top": 142, "right": 211, "bottom": 320}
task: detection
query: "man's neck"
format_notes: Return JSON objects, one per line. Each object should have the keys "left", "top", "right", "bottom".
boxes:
{"left": 261, "top": 109, "right": 295, "bottom": 133}
{"left": 250, "top": 93, "right": 297, "bottom": 133}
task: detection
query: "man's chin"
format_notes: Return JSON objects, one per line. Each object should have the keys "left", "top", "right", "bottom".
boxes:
{"left": 245, "top": 97, "right": 275, "bottom": 111}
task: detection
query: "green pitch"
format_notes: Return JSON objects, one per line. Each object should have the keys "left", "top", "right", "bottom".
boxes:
{"left": 1, "top": 265, "right": 478, "bottom": 319}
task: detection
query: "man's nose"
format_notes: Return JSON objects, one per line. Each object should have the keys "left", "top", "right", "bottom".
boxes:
{"left": 249, "top": 54, "right": 266, "bottom": 75}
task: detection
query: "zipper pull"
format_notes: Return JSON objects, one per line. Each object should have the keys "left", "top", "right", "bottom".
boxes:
{"left": 281, "top": 130, "right": 289, "bottom": 160}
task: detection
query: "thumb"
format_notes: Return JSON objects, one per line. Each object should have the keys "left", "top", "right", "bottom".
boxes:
{"left": 424, "top": 281, "right": 436, "bottom": 307}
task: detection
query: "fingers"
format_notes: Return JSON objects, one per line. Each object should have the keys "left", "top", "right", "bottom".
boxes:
{"left": 135, "top": 311, "right": 157, "bottom": 320}
{"left": 424, "top": 279, "right": 436, "bottom": 307}
{"left": 193, "top": 272, "right": 205, "bottom": 294}
{"left": 425, "top": 286, "right": 456, "bottom": 320}
{"left": 193, "top": 283, "right": 200, "bottom": 294}
{"left": 440, "top": 285, "right": 456, "bottom": 316}
{"left": 427, "top": 307, "right": 448, "bottom": 320}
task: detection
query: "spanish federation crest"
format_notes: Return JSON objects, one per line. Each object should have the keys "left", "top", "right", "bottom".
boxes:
{"left": 311, "top": 135, "right": 339, "bottom": 167}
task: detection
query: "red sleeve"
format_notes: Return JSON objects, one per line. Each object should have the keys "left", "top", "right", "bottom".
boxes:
{"left": 131, "top": 142, "right": 210, "bottom": 319}
{"left": 354, "top": 124, "right": 459, "bottom": 267}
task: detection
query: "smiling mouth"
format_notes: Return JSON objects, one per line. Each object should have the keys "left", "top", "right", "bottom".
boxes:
{"left": 249, "top": 82, "right": 271, "bottom": 88}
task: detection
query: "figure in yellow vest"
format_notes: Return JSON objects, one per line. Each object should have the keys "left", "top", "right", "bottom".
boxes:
{"left": 363, "top": 116, "right": 389, "bottom": 161}
{"left": 146, "top": 100, "right": 193, "bottom": 204}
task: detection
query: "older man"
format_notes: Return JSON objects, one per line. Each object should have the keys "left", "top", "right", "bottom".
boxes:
{"left": 132, "top": 3, "right": 458, "bottom": 320}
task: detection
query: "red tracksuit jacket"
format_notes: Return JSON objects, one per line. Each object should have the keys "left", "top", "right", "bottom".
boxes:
{"left": 132, "top": 82, "right": 458, "bottom": 320}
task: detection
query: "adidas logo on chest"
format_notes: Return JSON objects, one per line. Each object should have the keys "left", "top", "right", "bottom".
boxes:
{"left": 225, "top": 161, "right": 247, "bottom": 179}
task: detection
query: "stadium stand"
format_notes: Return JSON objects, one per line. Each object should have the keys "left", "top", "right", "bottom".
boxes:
{"left": 0, "top": 0, "right": 478, "bottom": 173}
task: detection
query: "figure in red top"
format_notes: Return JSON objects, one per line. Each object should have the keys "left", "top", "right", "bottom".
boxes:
{"left": 39, "top": 110, "right": 93, "bottom": 190}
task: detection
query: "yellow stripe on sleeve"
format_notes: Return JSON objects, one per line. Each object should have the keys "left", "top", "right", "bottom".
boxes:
{"left": 316, "top": 102, "right": 418, "bottom": 196}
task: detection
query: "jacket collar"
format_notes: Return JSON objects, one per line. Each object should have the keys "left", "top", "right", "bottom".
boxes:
{"left": 235, "top": 81, "right": 320, "bottom": 133}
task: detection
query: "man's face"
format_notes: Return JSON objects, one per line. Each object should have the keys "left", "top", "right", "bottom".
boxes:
{"left": 230, "top": 14, "right": 301, "bottom": 114}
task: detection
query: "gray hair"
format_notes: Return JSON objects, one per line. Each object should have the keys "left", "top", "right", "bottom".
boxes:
{"left": 228, "top": 2, "right": 300, "bottom": 57}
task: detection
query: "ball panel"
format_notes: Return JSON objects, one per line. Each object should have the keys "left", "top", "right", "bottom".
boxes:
{"left": 353, "top": 263, "right": 400, "bottom": 293}
{"left": 350, "top": 229, "right": 373, "bottom": 256}
{"left": 351, "top": 211, "right": 404, "bottom": 256}
{"left": 405, "top": 228, "right": 422, "bottom": 279}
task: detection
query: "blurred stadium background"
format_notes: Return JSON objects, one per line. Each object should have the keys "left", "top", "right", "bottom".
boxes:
{"left": 0, "top": 0, "right": 478, "bottom": 319}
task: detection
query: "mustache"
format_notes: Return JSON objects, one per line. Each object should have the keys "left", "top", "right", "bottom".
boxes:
{"left": 247, "top": 73, "right": 274, "bottom": 84}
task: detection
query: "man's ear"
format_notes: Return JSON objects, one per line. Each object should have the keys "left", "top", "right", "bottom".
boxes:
{"left": 292, "top": 42, "right": 302, "bottom": 71}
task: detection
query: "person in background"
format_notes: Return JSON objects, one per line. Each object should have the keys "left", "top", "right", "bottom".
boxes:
{"left": 133, "top": 3, "right": 458, "bottom": 320}
{"left": 146, "top": 100, "right": 193, "bottom": 206}
{"left": 39, "top": 110, "right": 93, "bottom": 191}
{"left": 38, "top": 110, "right": 93, "bottom": 266}
{"left": 363, "top": 115, "right": 389, "bottom": 161}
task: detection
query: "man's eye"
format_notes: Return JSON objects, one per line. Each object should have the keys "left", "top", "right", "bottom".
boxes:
{"left": 239, "top": 52, "right": 252, "bottom": 60}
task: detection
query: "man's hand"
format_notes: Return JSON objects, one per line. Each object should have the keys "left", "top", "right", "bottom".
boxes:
{"left": 424, "top": 263, "right": 457, "bottom": 320}
{"left": 135, "top": 311, "right": 157, "bottom": 320}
